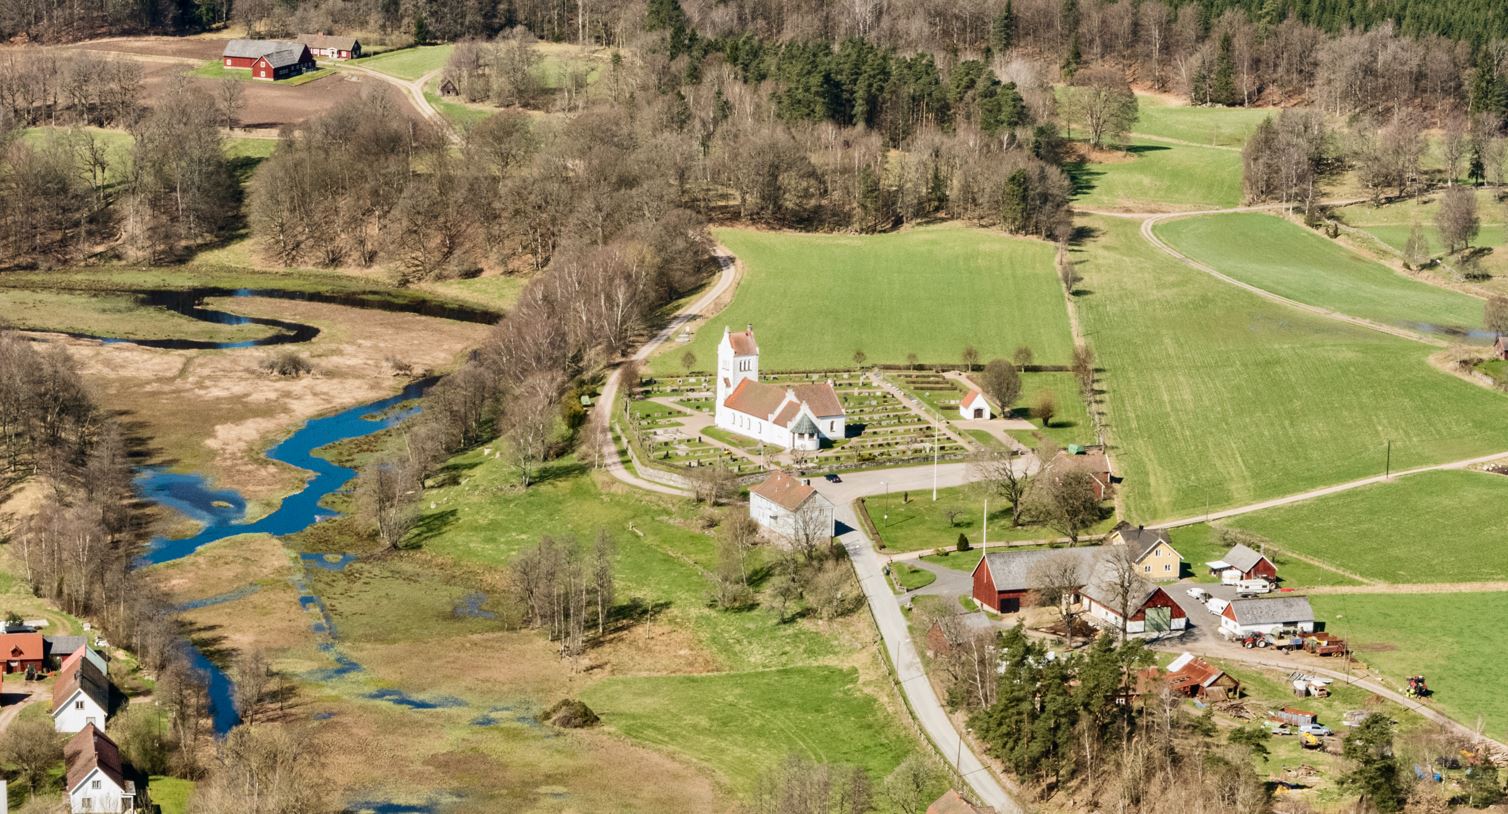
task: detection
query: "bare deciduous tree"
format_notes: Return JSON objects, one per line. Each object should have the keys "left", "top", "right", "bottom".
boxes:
{"left": 979, "top": 358, "right": 1021, "bottom": 415}
{"left": 972, "top": 446, "right": 1031, "bottom": 526}
{"left": 1436, "top": 186, "right": 1479, "bottom": 254}
{"left": 1029, "top": 551, "right": 1089, "bottom": 647}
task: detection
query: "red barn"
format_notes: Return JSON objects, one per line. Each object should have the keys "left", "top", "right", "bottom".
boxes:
{"left": 1207, "top": 542, "right": 1278, "bottom": 582}
{"left": 0, "top": 632, "right": 45, "bottom": 673}
{"left": 221, "top": 40, "right": 315, "bottom": 79}
{"left": 971, "top": 548, "right": 1101, "bottom": 613}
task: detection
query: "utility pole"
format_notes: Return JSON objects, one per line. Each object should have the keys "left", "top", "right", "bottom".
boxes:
{"left": 931, "top": 423, "right": 939, "bottom": 502}
{"left": 982, "top": 498, "right": 989, "bottom": 552}
{"left": 1385, "top": 440, "right": 1392, "bottom": 479}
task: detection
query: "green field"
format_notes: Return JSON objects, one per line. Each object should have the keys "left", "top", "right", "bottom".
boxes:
{"left": 0, "top": 288, "right": 275, "bottom": 343}
{"left": 1335, "top": 191, "right": 1508, "bottom": 279}
{"left": 1312, "top": 592, "right": 1508, "bottom": 741}
{"left": 354, "top": 45, "right": 453, "bottom": 80}
{"left": 1220, "top": 470, "right": 1508, "bottom": 584}
{"left": 1009, "top": 371, "right": 1096, "bottom": 448}
{"left": 1168, "top": 522, "right": 1361, "bottom": 586}
{"left": 655, "top": 224, "right": 1070, "bottom": 373}
{"left": 582, "top": 667, "right": 917, "bottom": 792}
{"left": 1072, "top": 139, "right": 1243, "bottom": 211}
{"left": 1158, "top": 213, "right": 1486, "bottom": 335}
{"left": 1131, "top": 95, "right": 1269, "bottom": 148}
{"left": 1075, "top": 215, "right": 1508, "bottom": 521}
{"left": 861, "top": 485, "right": 1116, "bottom": 552}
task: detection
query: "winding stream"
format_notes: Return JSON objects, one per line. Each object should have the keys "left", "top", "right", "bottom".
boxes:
{"left": 138, "top": 380, "right": 432, "bottom": 733}
{"left": 40, "top": 287, "right": 499, "bottom": 350}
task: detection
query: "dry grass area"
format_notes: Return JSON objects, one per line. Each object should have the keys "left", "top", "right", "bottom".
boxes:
{"left": 40, "top": 297, "right": 484, "bottom": 508}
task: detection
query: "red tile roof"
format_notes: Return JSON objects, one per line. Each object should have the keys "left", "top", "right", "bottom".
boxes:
{"left": 724, "top": 380, "right": 845, "bottom": 424}
{"left": 791, "top": 382, "right": 844, "bottom": 417}
{"left": 0, "top": 633, "right": 43, "bottom": 663}
{"left": 751, "top": 470, "right": 819, "bottom": 512}
{"left": 723, "top": 378, "right": 787, "bottom": 418}
{"left": 725, "top": 328, "right": 758, "bottom": 355}
{"left": 64, "top": 724, "right": 126, "bottom": 793}
{"left": 961, "top": 389, "right": 986, "bottom": 409}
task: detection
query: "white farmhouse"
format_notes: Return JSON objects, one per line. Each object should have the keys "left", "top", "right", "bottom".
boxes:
{"left": 714, "top": 326, "right": 846, "bottom": 451}
{"left": 749, "top": 470, "right": 835, "bottom": 542}
{"left": 65, "top": 724, "right": 139, "bottom": 813}
{"left": 959, "top": 388, "right": 992, "bottom": 420}
{"left": 53, "top": 649, "right": 110, "bottom": 734}
{"left": 1219, "top": 596, "right": 1316, "bottom": 637}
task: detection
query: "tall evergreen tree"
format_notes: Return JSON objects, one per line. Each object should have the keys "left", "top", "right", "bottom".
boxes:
{"left": 991, "top": 1, "right": 1017, "bottom": 54}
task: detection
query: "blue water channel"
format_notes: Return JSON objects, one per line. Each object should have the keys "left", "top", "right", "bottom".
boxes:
{"left": 138, "top": 380, "right": 432, "bottom": 734}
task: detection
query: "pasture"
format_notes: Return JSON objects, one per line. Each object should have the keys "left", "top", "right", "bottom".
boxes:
{"left": 581, "top": 667, "right": 921, "bottom": 793}
{"left": 354, "top": 44, "right": 453, "bottom": 80}
{"left": 1167, "top": 522, "right": 1361, "bottom": 586}
{"left": 1221, "top": 470, "right": 1508, "bottom": 585}
{"left": 1311, "top": 592, "right": 1508, "bottom": 741}
{"left": 861, "top": 485, "right": 1116, "bottom": 552}
{"left": 1072, "top": 139, "right": 1243, "bottom": 211}
{"left": 1131, "top": 94, "right": 1270, "bottom": 148}
{"left": 1157, "top": 213, "right": 1486, "bottom": 336}
{"left": 653, "top": 224, "right": 1070, "bottom": 373}
{"left": 1073, "top": 215, "right": 1508, "bottom": 521}
{"left": 1335, "top": 191, "right": 1508, "bottom": 282}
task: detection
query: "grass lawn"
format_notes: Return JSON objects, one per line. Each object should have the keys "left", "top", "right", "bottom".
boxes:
{"left": 1219, "top": 470, "right": 1508, "bottom": 584}
{"left": 861, "top": 485, "right": 1116, "bottom": 552}
{"left": 1311, "top": 592, "right": 1508, "bottom": 741}
{"left": 890, "top": 562, "right": 936, "bottom": 591}
{"left": 1334, "top": 191, "right": 1508, "bottom": 280}
{"left": 423, "top": 87, "right": 496, "bottom": 130}
{"left": 581, "top": 667, "right": 918, "bottom": 793}
{"left": 919, "top": 550, "right": 980, "bottom": 572}
{"left": 149, "top": 776, "right": 195, "bottom": 814}
{"left": 1157, "top": 213, "right": 1486, "bottom": 336}
{"left": 354, "top": 44, "right": 453, "bottom": 80}
{"left": 190, "top": 60, "right": 334, "bottom": 86}
{"left": 1074, "top": 214, "right": 1508, "bottom": 521}
{"left": 419, "top": 454, "right": 838, "bottom": 670}
{"left": 655, "top": 223, "right": 1070, "bottom": 373}
{"left": 418, "top": 272, "right": 526, "bottom": 310}
{"left": 1130, "top": 94, "right": 1269, "bottom": 148}
{"left": 1007, "top": 371, "right": 1096, "bottom": 448}
{"left": 1072, "top": 138, "right": 1243, "bottom": 211}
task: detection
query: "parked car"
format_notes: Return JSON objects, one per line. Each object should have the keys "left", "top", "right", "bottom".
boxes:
{"left": 824, "top": 473, "right": 842, "bottom": 483}
{"left": 1299, "top": 724, "right": 1333, "bottom": 737}
{"left": 1186, "top": 587, "right": 1210, "bottom": 601}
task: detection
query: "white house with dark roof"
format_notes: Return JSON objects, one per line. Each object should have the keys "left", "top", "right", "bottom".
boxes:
{"left": 65, "top": 724, "right": 139, "bottom": 813}
{"left": 53, "top": 649, "right": 111, "bottom": 734}
{"left": 1219, "top": 596, "right": 1315, "bottom": 637}
{"left": 749, "top": 470, "right": 834, "bottom": 541}
{"left": 714, "top": 326, "right": 845, "bottom": 451}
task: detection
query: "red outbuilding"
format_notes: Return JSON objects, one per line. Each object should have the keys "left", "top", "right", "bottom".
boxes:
{"left": 221, "top": 40, "right": 316, "bottom": 80}
{"left": 0, "top": 632, "right": 45, "bottom": 673}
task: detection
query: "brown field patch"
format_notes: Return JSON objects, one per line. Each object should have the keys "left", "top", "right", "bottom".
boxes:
{"left": 308, "top": 694, "right": 725, "bottom": 813}
{"left": 65, "top": 36, "right": 230, "bottom": 62}
{"left": 179, "top": 578, "right": 318, "bottom": 666}
{"left": 149, "top": 533, "right": 294, "bottom": 602}
{"left": 41, "top": 298, "right": 484, "bottom": 506}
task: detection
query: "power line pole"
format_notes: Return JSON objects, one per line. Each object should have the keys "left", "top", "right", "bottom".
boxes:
{"left": 1385, "top": 440, "right": 1392, "bottom": 479}
{"left": 931, "top": 423, "right": 939, "bottom": 502}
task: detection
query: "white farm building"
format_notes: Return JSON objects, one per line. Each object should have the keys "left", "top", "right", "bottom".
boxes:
{"left": 714, "top": 326, "right": 846, "bottom": 451}
{"left": 1219, "top": 596, "right": 1316, "bottom": 637}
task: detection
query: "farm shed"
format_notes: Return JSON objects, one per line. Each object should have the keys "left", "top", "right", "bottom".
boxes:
{"left": 1163, "top": 652, "right": 1241, "bottom": 700}
{"left": 0, "top": 632, "right": 45, "bottom": 673}
{"left": 298, "top": 33, "right": 362, "bottom": 59}
{"left": 1207, "top": 542, "right": 1278, "bottom": 582}
{"left": 221, "top": 40, "right": 315, "bottom": 79}
{"left": 1220, "top": 596, "right": 1316, "bottom": 637}
{"left": 1046, "top": 447, "right": 1114, "bottom": 500}
{"left": 971, "top": 547, "right": 1101, "bottom": 613}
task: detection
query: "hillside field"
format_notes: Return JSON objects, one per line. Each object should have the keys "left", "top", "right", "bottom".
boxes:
{"left": 1221, "top": 470, "right": 1508, "bottom": 584}
{"left": 652, "top": 224, "right": 1072, "bottom": 373}
{"left": 1073, "top": 139, "right": 1243, "bottom": 211}
{"left": 1157, "top": 212, "right": 1486, "bottom": 336}
{"left": 1312, "top": 592, "right": 1508, "bottom": 741}
{"left": 1074, "top": 214, "right": 1508, "bottom": 521}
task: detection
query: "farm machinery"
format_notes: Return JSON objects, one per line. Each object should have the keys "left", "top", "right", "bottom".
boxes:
{"left": 1405, "top": 675, "right": 1431, "bottom": 698}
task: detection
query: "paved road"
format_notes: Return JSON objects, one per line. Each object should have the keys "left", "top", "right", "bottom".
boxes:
{"left": 834, "top": 499, "right": 1023, "bottom": 814}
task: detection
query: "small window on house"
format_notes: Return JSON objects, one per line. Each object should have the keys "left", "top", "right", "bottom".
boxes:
{"left": 80, "top": 799, "right": 92, "bottom": 811}
{"left": 75, "top": 700, "right": 85, "bottom": 710}
{"left": 92, "top": 779, "right": 102, "bottom": 790}
{"left": 1165, "top": 564, "right": 1172, "bottom": 571}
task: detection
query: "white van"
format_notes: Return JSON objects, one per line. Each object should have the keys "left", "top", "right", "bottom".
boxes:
{"left": 1205, "top": 597, "right": 1230, "bottom": 615}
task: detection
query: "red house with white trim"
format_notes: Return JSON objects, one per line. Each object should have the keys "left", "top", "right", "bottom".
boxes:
{"left": 221, "top": 40, "right": 316, "bottom": 80}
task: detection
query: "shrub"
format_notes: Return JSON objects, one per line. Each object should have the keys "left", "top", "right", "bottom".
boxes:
{"left": 543, "top": 699, "right": 600, "bottom": 729}
{"left": 261, "top": 350, "right": 311, "bottom": 377}
{"left": 956, "top": 533, "right": 970, "bottom": 552}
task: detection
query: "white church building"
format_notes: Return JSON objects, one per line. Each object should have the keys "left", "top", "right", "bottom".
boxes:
{"left": 714, "top": 326, "right": 846, "bottom": 451}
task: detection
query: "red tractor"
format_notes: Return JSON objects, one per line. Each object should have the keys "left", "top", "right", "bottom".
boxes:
{"left": 1240, "top": 633, "right": 1270, "bottom": 649}
{"left": 1405, "top": 675, "right": 1431, "bottom": 698}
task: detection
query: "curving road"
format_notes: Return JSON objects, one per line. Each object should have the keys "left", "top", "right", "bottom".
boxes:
{"left": 338, "top": 64, "right": 459, "bottom": 143}
{"left": 593, "top": 254, "right": 1024, "bottom": 812}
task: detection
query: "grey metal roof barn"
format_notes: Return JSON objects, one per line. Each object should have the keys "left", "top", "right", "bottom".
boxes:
{"left": 260, "top": 48, "right": 306, "bottom": 69}
{"left": 1223, "top": 543, "right": 1269, "bottom": 573}
{"left": 977, "top": 547, "right": 1105, "bottom": 593}
{"left": 1226, "top": 596, "right": 1314, "bottom": 626}
{"left": 222, "top": 39, "right": 303, "bottom": 59}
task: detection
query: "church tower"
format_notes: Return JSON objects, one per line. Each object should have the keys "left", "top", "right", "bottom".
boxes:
{"left": 715, "top": 324, "right": 760, "bottom": 409}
